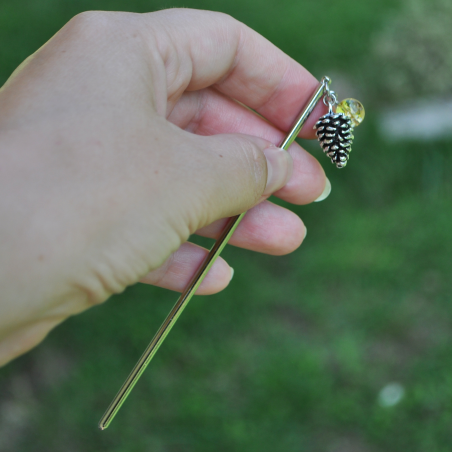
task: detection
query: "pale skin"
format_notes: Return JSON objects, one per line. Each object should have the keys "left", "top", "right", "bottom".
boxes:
{"left": 0, "top": 9, "right": 329, "bottom": 366}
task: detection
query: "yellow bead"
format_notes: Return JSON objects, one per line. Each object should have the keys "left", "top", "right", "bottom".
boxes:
{"left": 336, "top": 98, "right": 365, "bottom": 127}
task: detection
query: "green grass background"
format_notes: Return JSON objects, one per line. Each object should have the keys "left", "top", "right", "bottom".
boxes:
{"left": 2, "top": 0, "right": 452, "bottom": 451}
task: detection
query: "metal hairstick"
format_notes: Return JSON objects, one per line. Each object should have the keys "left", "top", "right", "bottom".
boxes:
{"left": 98, "top": 76, "right": 365, "bottom": 430}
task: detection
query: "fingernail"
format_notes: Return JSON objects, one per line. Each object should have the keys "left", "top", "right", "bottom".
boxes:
{"left": 263, "top": 145, "right": 293, "bottom": 196}
{"left": 314, "top": 177, "right": 331, "bottom": 202}
{"left": 229, "top": 267, "right": 234, "bottom": 281}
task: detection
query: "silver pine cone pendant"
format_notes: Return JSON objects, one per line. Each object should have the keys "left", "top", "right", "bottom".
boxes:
{"left": 314, "top": 97, "right": 365, "bottom": 168}
{"left": 314, "top": 113, "right": 353, "bottom": 168}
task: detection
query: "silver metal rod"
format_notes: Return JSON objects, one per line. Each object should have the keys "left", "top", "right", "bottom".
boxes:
{"left": 98, "top": 76, "right": 330, "bottom": 430}
{"left": 98, "top": 212, "right": 244, "bottom": 430}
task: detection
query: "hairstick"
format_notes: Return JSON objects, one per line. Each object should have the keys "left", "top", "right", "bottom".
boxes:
{"left": 98, "top": 76, "right": 365, "bottom": 430}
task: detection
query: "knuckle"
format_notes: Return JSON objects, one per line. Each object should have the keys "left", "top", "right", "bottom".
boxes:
{"left": 66, "top": 11, "right": 140, "bottom": 41}
{"left": 74, "top": 261, "right": 136, "bottom": 307}
{"left": 236, "top": 138, "right": 267, "bottom": 198}
{"left": 68, "top": 11, "right": 111, "bottom": 32}
{"left": 184, "top": 133, "right": 268, "bottom": 221}
{"left": 207, "top": 134, "right": 267, "bottom": 202}
{"left": 75, "top": 258, "right": 147, "bottom": 307}
{"left": 213, "top": 11, "right": 237, "bottom": 24}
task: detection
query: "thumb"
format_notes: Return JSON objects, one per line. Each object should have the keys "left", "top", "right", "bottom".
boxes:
{"left": 185, "top": 132, "right": 293, "bottom": 225}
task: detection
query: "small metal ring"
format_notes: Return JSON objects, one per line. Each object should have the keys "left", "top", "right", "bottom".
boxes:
{"left": 323, "top": 91, "right": 337, "bottom": 107}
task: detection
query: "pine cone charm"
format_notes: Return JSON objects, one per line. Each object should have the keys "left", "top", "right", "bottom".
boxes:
{"left": 314, "top": 113, "right": 354, "bottom": 168}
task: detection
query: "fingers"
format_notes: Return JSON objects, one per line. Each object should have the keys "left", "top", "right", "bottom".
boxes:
{"left": 140, "top": 202, "right": 307, "bottom": 295}
{"left": 140, "top": 242, "right": 233, "bottom": 295}
{"left": 196, "top": 200, "right": 307, "bottom": 255}
{"left": 146, "top": 9, "right": 328, "bottom": 136}
{"left": 168, "top": 88, "right": 282, "bottom": 140}
{"left": 169, "top": 88, "right": 327, "bottom": 204}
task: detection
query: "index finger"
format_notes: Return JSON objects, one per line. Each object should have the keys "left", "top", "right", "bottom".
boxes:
{"left": 147, "top": 9, "right": 327, "bottom": 137}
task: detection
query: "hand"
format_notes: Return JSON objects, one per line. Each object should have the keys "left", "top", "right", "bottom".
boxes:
{"left": 0, "top": 9, "right": 328, "bottom": 364}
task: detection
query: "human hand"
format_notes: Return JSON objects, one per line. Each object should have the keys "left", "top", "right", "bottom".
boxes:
{"left": 0, "top": 9, "right": 328, "bottom": 364}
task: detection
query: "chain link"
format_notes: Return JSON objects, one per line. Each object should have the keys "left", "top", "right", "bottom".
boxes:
{"left": 322, "top": 81, "right": 337, "bottom": 113}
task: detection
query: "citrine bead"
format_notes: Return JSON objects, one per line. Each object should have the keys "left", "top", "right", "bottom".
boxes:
{"left": 336, "top": 98, "right": 365, "bottom": 127}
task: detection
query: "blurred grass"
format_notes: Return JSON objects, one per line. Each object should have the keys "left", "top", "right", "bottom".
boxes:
{"left": 2, "top": 0, "right": 452, "bottom": 451}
